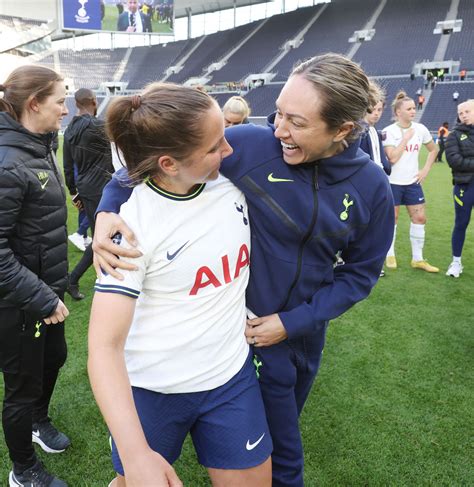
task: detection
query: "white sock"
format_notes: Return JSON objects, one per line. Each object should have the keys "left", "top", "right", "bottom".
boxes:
{"left": 387, "top": 225, "right": 397, "bottom": 257}
{"left": 453, "top": 256, "right": 461, "bottom": 263}
{"left": 410, "top": 223, "right": 425, "bottom": 261}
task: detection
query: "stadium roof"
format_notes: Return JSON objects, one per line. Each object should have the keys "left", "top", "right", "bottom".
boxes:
{"left": 0, "top": 0, "right": 273, "bottom": 23}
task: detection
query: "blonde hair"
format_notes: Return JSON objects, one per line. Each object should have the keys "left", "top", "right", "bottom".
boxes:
{"left": 222, "top": 96, "right": 251, "bottom": 120}
{"left": 291, "top": 53, "right": 374, "bottom": 142}
{"left": 391, "top": 91, "right": 413, "bottom": 117}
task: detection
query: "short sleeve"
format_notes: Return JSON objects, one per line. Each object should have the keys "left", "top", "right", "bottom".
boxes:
{"left": 421, "top": 124, "right": 433, "bottom": 144}
{"left": 94, "top": 194, "right": 148, "bottom": 299}
{"left": 94, "top": 234, "right": 146, "bottom": 299}
{"left": 382, "top": 126, "right": 395, "bottom": 147}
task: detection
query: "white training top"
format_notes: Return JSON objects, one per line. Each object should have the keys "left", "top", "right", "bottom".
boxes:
{"left": 382, "top": 122, "right": 432, "bottom": 185}
{"left": 95, "top": 175, "right": 250, "bottom": 393}
{"left": 368, "top": 126, "right": 383, "bottom": 169}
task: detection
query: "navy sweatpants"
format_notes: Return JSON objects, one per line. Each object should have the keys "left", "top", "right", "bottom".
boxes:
{"left": 254, "top": 323, "right": 328, "bottom": 487}
{"left": 452, "top": 180, "right": 474, "bottom": 257}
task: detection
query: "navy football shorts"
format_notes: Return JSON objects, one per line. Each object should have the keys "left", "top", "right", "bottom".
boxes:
{"left": 390, "top": 182, "right": 425, "bottom": 206}
{"left": 111, "top": 351, "right": 272, "bottom": 474}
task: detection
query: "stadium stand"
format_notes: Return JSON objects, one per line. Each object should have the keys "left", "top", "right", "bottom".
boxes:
{"left": 167, "top": 21, "right": 259, "bottom": 84}
{"left": 354, "top": 0, "right": 451, "bottom": 76}
{"left": 243, "top": 84, "right": 283, "bottom": 116}
{"left": 272, "top": 0, "right": 381, "bottom": 81}
{"left": 421, "top": 81, "right": 474, "bottom": 130}
{"left": 211, "top": 92, "right": 242, "bottom": 107}
{"left": 210, "top": 6, "right": 321, "bottom": 83}
{"left": 123, "top": 38, "right": 199, "bottom": 89}
{"left": 22, "top": 0, "right": 473, "bottom": 133}
{"left": 0, "top": 14, "right": 53, "bottom": 53}
{"left": 56, "top": 49, "right": 128, "bottom": 90}
{"left": 444, "top": 0, "right": 474, "bottom": 71}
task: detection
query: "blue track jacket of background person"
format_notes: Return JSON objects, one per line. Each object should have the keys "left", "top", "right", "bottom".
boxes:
{"left": 97, "top": 115, "right": 394, "bottom": 487}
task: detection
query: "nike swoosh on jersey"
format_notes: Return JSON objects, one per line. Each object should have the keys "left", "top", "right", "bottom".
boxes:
{"left": 167, "top": 241, "right": 189, "bottom": 260}
{"left": 246, "top": 432, "right": 265, "bottom": 451}
{"left": 267, "top": 173, "right": 294, "bottom": 183}
{"left": 40, "top": 179, "right": 49, "bottom": 190}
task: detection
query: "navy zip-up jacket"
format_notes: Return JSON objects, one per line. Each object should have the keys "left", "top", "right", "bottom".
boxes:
{"left": 98, "top": 118, "right": 394, "bottom": 339}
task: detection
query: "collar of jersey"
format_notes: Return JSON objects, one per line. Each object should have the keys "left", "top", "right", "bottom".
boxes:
{"left": 396, "top": 122, "right": 413, "bottom": 130}
{"left": 145, "top": 178, "right": 206, "bottom": 201}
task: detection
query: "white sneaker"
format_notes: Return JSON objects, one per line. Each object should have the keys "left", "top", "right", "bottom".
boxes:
{"left": 68, "top": 232, "right": 86, "bottom": 252}
{"left": 446, "top": 261, "right": 463, "bottom": 278}
{"left": 84, "top": 236, "right": 93, "bottom": 247}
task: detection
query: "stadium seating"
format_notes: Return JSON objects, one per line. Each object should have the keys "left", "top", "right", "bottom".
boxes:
{"left": 57, "top": 49, "right": 128, "bottom": 90}
{"left": 354, "top": 0, "right": 451, "bottom": 76}
{"left": 272, "top": 0, "right": 381, "bottom": 81}
{"left": 243, "top": 84, "right": 283, "bottom": 117}
{"left": 167, "top": 22, "right": 259, "bottom": 84}
{"left": 210, "top": 6, "right": 321, "bottom": 83}
{"left": 421, "top": 82, "right": 474, "bottom": 130}
{"left": 30, "top": 0, "right": 474, "bottom": 134}
{"left": 123, "top": 39, "right": 199, "bottom": 89}
{"left": 444, "top": 0, "right": 474, "bottom": 71}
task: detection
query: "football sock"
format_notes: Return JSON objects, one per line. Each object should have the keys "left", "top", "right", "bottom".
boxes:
{"left": 410, "top": 223, "right": 425, "bottom": 261}
{"left": 387, "top": 224, "right": 397, "bottom": 257}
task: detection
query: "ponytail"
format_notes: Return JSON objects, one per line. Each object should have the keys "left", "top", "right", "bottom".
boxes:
{"left": 391, "top": 90, "right": 413, "bottom": 116}
{"left": 106, "top": 82, "right": 215, "bottom": 185}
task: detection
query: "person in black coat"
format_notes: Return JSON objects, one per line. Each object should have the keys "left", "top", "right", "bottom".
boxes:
{"left": 0, "top": 65, "right": 70, "bottom": 487}
{"left": 63, "top": 88, "right": 113, "bottom": 300}
{"left": 117, "top": 0, "right": 153, "bottom": 32}
{"left": 445, "top": 100, "right": 474, "bottom": 278}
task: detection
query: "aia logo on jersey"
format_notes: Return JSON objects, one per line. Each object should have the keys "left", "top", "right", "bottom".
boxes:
{"left": 189, "top": 243, "right": 250, "bottom": 295}
{"left": 405, "top": 143, "right": 420, "bottom": 153}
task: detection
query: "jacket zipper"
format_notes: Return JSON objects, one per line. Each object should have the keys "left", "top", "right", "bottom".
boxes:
{"left": 280, "top": 165, "right": 319, "bottom": 311}
{"left": 47, "top": 145, "right": 66, "bottom": 201}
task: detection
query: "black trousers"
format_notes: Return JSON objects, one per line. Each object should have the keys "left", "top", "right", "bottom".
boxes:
{"left": 69, "top": 194, "right": 101, "bottom": 285}
{"left": 1, "top": 307, "right": 67, "bottom": 472}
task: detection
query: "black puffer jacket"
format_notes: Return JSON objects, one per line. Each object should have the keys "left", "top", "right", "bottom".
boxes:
{"left": 0, "top": 112, "right": 68, "bottom": 318}
{"left": 445, "top": 123, "right": 474, "bottom": 185}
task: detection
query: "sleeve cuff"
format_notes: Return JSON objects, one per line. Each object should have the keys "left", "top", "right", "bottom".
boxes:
{"left": 94, "top": 283, "right": 140, "bottom": 299}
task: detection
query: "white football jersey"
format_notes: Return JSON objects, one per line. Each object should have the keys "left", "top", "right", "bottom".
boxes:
{"left": 95, "top": 175, "right": 250, "bottom": 393}
{"left": 383, "top": 122, "right": 432, "bottom": 185}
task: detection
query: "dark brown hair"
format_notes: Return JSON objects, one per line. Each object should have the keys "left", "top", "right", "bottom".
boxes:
{"left": 0, "top": 65, "right": 63, "bottom": 121}
{"left": 291, "top": 53, "right": 374, "bottom": 142}
{"left": 106, "top": 82, "right": 216, "bottom": 183}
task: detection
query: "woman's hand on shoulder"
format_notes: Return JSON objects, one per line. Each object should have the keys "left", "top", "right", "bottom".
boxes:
{"left": 92, "top": 212, "right": 142, "bottom": 280}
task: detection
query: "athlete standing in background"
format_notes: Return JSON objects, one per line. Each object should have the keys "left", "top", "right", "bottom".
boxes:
{"left": 445, "top": 99, "right": 474, "bottom": 277}
{"left": 383, "top": 91, "right": 439, "bottom": 272}
{"left": 360, "top": 81, "right": 391, "bottom": 176}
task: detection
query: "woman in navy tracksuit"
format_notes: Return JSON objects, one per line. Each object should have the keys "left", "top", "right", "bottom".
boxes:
{"left": 94, "top": 54, "right": 394, "bottom": 487}
{"left": 445, "top": 99, "right": 474, "bottom": 277}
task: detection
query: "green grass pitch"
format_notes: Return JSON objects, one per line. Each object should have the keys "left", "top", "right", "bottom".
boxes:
{"left": 0, "top": 145, "right": 472, "bottom": 485}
